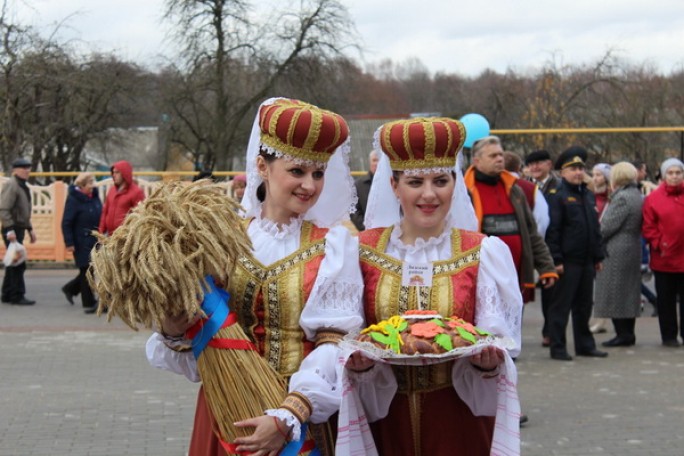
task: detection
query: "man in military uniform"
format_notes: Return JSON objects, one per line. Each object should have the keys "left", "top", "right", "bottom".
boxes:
{"left": 545, "top": 146, "right": 607, "bottom": 361}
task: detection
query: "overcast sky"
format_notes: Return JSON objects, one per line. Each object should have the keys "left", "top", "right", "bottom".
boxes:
{"left": 12, "top": 0, "right": 684, "bottom": 76}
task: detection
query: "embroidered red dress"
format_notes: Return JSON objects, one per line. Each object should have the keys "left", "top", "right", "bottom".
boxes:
{"left": 147, "top": 218, "right": 364, "bottom": 456}
{"left": 353, "top": 225, "right": 523, "bottom": 456}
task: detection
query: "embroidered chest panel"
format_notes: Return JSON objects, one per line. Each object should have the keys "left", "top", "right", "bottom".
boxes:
{"left": 359, "top": 227, "right": 483, "bottom": 391}
{"left": 359, "top": 228, "right": 482, "bottom": 325}
{"left": 227, "top": 221, "right": 326, "bottom": 376}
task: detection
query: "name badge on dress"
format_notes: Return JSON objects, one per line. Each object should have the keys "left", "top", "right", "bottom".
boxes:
{"left": 402, "top": 262, "right": 433, "bottom": 287}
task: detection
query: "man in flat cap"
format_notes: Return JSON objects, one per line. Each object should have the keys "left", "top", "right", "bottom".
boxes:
{"left": 0, "top": 158, "right": 37, "bottom": 305}
{"left": 545, "top": 146, "right": 606, "bottom": 360}
{"left": 525, "top": 150, "right": 559, "bottom": 194}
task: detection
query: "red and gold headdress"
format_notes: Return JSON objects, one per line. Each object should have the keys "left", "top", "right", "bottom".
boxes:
{"left": 258, "top": 98, "right": 349, "bottom": 165}
{"left": 242, "top": 97, "right": 357, "bottom": 227}
{"left": 364, "top": 116, "right": 478, "bottom": 231}
{"left": 375, "top": 117, "right": 466, "bottom": 174}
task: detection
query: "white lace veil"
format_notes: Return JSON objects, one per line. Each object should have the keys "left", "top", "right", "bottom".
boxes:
{"left": 241, "top": 97, "right": 357, "bottom": 228}
{"left": 364, "top": 133, "right": 478, "bottom": 231}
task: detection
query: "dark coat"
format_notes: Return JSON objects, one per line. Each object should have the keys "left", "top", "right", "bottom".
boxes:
{"left": 545, "top": 179, "right": 604, "bottom": 265}
{"left": 351, "top": 172, "right": 373, "bottom": 231}
{"left": 62, "top": 185, "right": 102, "bottom": 267}
{"left": 533, "top": 174, "right": 560, "bottom": 196}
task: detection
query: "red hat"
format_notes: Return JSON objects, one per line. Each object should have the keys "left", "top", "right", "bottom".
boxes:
{"left": 377, "top": 117, "right": 466, "bottom": 172}
{"left": 258, "top": 98, "right": 349, "bottom": 164}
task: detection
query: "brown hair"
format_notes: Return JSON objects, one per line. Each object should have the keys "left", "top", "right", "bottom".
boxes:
{"left": 256, "top": 149, "right": 278, "bottom": 202}
{"left": 503, "top": 151, "right": 522, "bottom": 173}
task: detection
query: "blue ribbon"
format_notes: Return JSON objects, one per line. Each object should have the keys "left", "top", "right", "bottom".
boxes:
{"left": 280, "top": 422, "right": 320, "bottom": 456}
{"left": 191, "top": 275, "right": 231, "bottom": 359}
{"left": 190, "top": 276, "right": 320, "bottom": 456}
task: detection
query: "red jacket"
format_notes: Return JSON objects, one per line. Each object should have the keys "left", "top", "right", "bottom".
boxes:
{"left": 98, "top": 160, "right": 145, "bottom": 234}
{"left": 642, "top": 183, "right": 684, "bottom": 272}
{"left": 515, "top": 178, "right": 536, "bottom": 209}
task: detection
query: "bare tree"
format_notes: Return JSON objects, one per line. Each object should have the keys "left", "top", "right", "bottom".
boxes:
{"left": 21, "top": 52, "right": 146, "bottom": 175}
{"left": 161, "top": 0, "right": 358, "bottom": 170}
{"left": 0, "top": 2, "right": 148, "bottom": 176}
{"left": 0, "top": 1, "right": 37, "bottom": 169}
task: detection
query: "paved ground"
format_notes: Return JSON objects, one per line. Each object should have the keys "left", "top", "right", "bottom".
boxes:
{"left": 1, "top": 269, "right": 683, "bottom": 455}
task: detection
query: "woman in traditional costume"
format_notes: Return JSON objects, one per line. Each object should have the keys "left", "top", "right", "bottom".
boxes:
{"left": 338, "top": 118, "right": 523, "bottom": 456}
{"left": 147, "top": 98, "right": 364, "bottom": 455}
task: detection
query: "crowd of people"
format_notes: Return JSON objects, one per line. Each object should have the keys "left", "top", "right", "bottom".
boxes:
{"left": 520, "top": 151, "right": 684, "bottom": 353}
{"left": 2, "top": 97, "right": 683, "bottom": 455}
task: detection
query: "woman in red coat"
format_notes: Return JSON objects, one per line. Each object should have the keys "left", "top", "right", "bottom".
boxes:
{"left": 642, "top": 158, "right": 684, "bottom": 347}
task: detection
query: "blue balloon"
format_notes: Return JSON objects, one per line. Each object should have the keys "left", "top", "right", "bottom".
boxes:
{"left": 460, "top": 113, "right": 491, "bottom": 148}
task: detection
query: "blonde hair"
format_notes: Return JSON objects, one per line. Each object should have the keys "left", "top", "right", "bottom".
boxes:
{"left": 610, "top": 162, "right": 638, "bottom": 188}
{"left": 74, "top": 172, "right": 94, "bottom": 188}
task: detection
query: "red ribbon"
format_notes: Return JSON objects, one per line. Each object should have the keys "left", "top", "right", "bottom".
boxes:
{"left": 220, "top": 438, "right": 316, "bottom": 455}
{"left": 207, "top": 338, "right": 258, "bottom": 351}
{"left": 185, "top": 312, "right": 258, "bottom": 352}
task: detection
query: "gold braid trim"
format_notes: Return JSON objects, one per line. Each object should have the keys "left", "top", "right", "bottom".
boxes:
{"left": 281, "top": 392, "right": 313, "bottom": 424}
{"left": 314, "top": 329, "right": 345, "bottom": 348}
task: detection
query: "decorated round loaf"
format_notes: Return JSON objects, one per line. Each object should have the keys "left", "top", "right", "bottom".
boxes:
{"left": 357, "top": 310, "right": 491, "bottom": 355}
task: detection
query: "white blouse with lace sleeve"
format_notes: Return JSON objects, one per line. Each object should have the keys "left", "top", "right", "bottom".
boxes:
{"left": 354, "top": 225, "right": 522, "bottom": 419}
{"left": 268, "top": 224, "right": 364, "bottom": 437}
{"left": 340, "top": 226, "right": 522, "bottom": 456}
{"left": 146, "top": 215, "right": 364, "bottom": 437}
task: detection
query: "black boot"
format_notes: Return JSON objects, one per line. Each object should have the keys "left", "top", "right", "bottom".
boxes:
{"left": 603, "top": 319, "right": 636, "bottom": 346}
{"left": 602, "top": 336, "right": 636, "bottom": 347}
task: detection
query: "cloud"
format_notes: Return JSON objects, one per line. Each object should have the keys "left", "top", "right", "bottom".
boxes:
{"left": 11, "top": 0, "right": 684, "bottom": 75}
{"left": 14, "top": 0, "right": 171, "bottom": 62}
{"left": 344, "top": 0, "right": 684, "bottom": 75}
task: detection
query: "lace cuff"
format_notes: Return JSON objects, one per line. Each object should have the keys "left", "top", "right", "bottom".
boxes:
{"left": 265, "top": 408, "right": 301, "bottom": 441}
